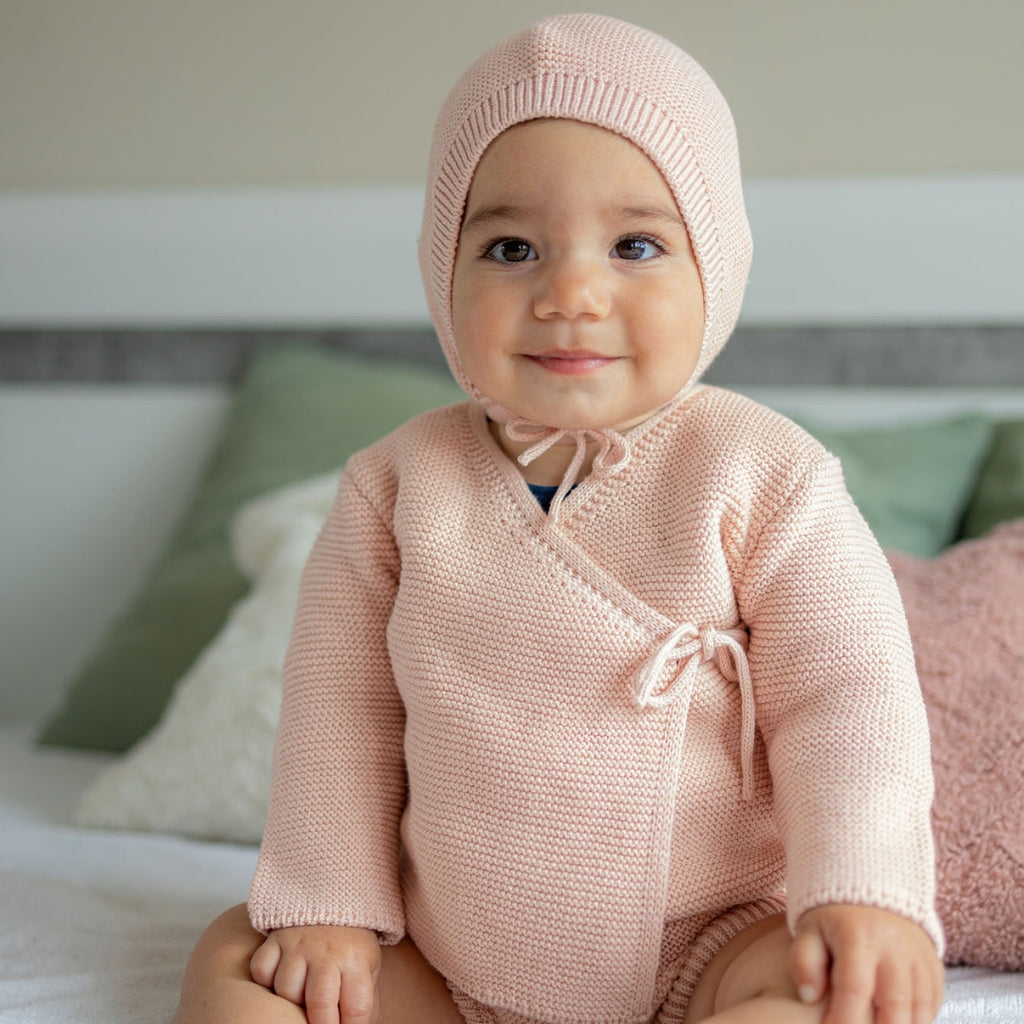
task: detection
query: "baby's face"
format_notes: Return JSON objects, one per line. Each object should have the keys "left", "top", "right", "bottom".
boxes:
{"left": 451, "top": 118, "right": 704, "bottom": 432}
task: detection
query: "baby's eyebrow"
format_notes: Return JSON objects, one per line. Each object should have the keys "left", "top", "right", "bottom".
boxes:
{"left": 460, "top": 202, "right": 686, "bottom": 235}
{"left": 461, "top": 204, "right": 526, "bottom": 235}
{"left": 615, "top": 205, "right": 686, "bottom": 229}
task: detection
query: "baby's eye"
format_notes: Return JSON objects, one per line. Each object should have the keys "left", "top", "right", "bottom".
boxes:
{"left": 484, "top": 238, "right": 536, "bottom": 263}
{"left": 612, "top": 235, "right": 664, "bottom": 261}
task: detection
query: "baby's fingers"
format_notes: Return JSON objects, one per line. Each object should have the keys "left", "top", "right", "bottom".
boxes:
{"left": 790, "top": 920, "right": 830, "bottom": 1005}
{"left": 914, "top": 952, "right": 945, "bottom": 1024}
{"left": 823, "top": 949, "right": 875, "bottom": 1024}
{"left": 304, "top": 960, "right": 344, "bottom": 1024}
{"left": 249, "top": 925, "right": 380, "bottom": 1024}
{"left": 275, "top": 949, "right": 316, "bottom": 1007}
{"left": 249, "top": 936, "right": 283, "bottom": 990}
{"left": 874, "top": 955, "right": 914, "bottom": 1024}
{"left": 308, "top": 950, "right": 377, "bottom": 1024}
{"left": 869, "top": 951, "right": 942, "bottom": 1024}
{"left": 338, "top": 964, "right": 378, "bottom": 1024}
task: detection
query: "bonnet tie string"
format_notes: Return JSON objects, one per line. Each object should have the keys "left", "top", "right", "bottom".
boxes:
{"left": 635, "top": 623, "right": 756, "bottom": 801}
{"left": 505, "top": 420, "right": 631, "bottom": 522}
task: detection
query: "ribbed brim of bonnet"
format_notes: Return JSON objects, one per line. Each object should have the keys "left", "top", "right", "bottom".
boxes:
{"left": 418, "top": 12, "right": 752, "bottom": 402}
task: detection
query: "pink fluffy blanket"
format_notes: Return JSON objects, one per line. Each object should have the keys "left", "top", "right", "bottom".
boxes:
{"left": 888, "top": 519, "right": 1024, "bottom": 969}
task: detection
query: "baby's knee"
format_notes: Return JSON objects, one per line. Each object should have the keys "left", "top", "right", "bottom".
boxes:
{"left": 174, "top": 904, "right": 280, "bottom": 1024}
{"left": 704, "top": 919, "right": 830, "bottom": 1024}
{"left": 190, "top": 903, "right": 263, "bottom": 967}
{"left": 712, "top": 921, "right": 797, "bottom": 1010}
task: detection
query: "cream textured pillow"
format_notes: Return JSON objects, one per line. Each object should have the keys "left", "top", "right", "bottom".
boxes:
{"left": 75, "top": 472, "right": 340, "bottom": 844}
{"left": 887, "top": 519, "right": 1024, "bottom": 970}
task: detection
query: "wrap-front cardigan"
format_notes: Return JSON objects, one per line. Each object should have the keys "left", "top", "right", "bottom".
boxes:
{"left": 249, "top": 385, "right": 941, "bottom": 1024}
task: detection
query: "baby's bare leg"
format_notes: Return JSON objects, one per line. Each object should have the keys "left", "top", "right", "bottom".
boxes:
{"left": 173, "top": 904, "right": 464, "bottom": 1024}
{"left": 684, "top": 913, "right": 823, "bottom": 1024}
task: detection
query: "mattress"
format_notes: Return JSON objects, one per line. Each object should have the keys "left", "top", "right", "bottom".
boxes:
{"left": 1, "top": 723, "right": 1022, "bottom": 1023}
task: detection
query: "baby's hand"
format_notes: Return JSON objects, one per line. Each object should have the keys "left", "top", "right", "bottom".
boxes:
{"left": 250, "top": 924, "right": 381, "bottom": 1024}
{"left": 790, "top": 904, "right": 943, "bottom": 1024}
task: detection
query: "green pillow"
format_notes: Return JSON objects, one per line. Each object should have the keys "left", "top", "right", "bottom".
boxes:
{"left": 960, "top": 419, "right": 1024, "bottom": 540}
{"left": 791, "top": 414, "right": 994, "bottom": 558}
{"left": 39, "top": 346, "right": 463, "bottom": 752}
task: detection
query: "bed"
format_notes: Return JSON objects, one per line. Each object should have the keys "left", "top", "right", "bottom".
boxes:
{"left": 2, "top": 327, "right": 1023, "bottom": 1023}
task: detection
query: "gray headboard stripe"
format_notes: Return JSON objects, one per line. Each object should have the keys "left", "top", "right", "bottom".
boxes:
{"left": 1, "top": 326, "right": 1022, "bottom": 387}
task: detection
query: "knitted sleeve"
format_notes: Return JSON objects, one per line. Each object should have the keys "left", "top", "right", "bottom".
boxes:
{"left": 248, "top": 464, "right": 407, "bottom": 941}
{"left": 736, "top": 452, "right": 943, "bottom": 952}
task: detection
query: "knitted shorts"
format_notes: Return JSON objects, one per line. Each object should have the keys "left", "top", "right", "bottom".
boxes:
{"left": 446, "top": 895, "right": 786, "bottom": 1024}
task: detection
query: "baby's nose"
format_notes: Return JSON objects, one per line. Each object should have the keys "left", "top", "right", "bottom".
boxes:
{"left": 532, "top": 258, "right": 612, "bottom": 321}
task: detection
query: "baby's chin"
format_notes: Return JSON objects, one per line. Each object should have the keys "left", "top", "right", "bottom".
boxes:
{"left": 478, "top": 393, "right": 664, "bottom": 435}
{"left": 521, "top": 406, "right": 670, "bottom": 435}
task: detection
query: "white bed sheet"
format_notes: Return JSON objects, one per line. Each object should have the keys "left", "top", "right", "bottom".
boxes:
{"left": 2, "top": 720, "right": 1023, "bottom": 1024}
{"left": 0, "top": 721, "right": 257, "bottom": 1024}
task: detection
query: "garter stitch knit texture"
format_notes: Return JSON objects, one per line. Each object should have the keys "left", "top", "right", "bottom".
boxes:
{"left": 250, "top": 388, "right": 942, "bottom": 1024}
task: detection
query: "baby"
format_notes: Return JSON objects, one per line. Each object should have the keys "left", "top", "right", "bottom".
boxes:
{"left": 175, "top": 14, "right": 944, "bottom": 1024}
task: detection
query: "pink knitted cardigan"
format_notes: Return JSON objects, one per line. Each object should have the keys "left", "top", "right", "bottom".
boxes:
{"left": 249, "top": 386, "right": 942, "bottom": 1023}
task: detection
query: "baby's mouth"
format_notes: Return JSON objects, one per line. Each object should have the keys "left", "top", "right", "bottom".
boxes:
{"left": 525, "top": 351, "right": 620, "bottom": 375}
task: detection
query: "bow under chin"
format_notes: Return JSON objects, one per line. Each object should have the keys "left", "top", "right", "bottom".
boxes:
{"left": 469, "top": 380, "right": 698, "bottom": 521}
{"left": 503, "top": 419, "right": 631, "bottom": 522}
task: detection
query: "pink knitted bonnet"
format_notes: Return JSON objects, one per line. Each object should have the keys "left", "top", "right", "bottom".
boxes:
{"left": 418, "top": 12, "right": 752, "bottom": 411}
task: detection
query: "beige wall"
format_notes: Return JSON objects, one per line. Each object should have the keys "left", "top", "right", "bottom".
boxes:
{"left": 1, "top": 0, "right": 1022, "bottom": 188}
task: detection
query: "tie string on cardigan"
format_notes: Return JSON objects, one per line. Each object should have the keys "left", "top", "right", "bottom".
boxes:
{"left": 505, "top": 421, "right": 631, "bottom": 521}
{"left": 635, "top": 623, "right": 756, "bottom": 801}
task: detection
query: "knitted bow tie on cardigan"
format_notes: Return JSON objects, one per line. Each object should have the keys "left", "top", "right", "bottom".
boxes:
{"left": 635, "top": 624, "right": 756, "bottom": 801}
{"left": 505, "top": 420, "right": 631, "bottom": 521}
